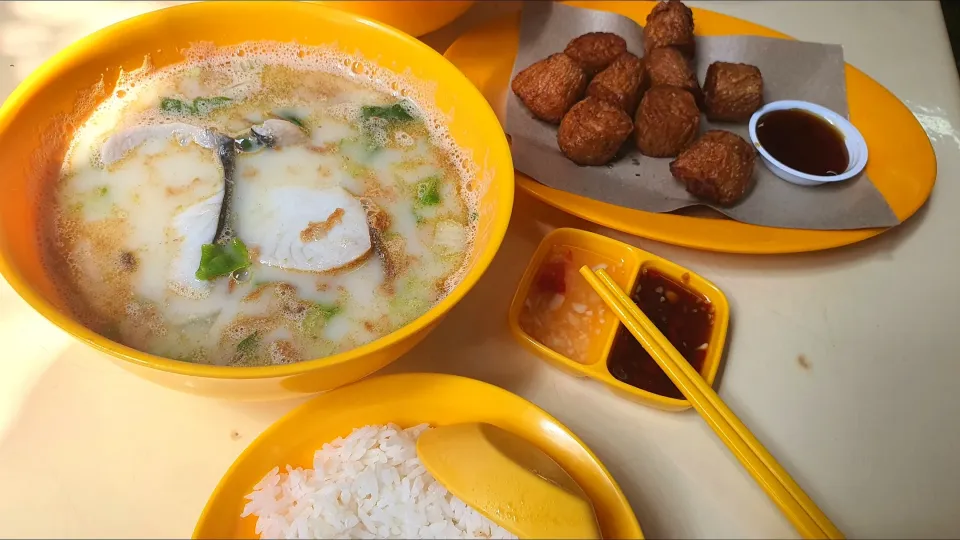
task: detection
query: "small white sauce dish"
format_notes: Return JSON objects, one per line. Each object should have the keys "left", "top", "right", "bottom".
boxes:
{"left": 748, "top": 100, "right": 868, "bottom": 187}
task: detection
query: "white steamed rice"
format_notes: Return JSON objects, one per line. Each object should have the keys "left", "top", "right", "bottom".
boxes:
{"left": 241, "top": 423, "right": 518, "bottom": 539}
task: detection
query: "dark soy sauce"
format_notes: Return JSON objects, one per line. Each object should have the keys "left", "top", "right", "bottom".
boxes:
{"left": 755, "top": 108, "right": 849, "bottom": 176}
{"left": 606, "top": 269, "right": 714, "bottom": 399}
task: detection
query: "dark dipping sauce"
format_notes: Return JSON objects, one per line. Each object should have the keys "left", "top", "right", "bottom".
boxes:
{"left": 755, "top": 108, "right": 849, "bottom": 176}
{"left": 607, "top": 268, "right": 714, "bottom": 399}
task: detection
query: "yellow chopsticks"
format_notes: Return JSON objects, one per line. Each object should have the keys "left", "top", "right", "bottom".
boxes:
{"left": 579, "top": 266, "right": 844, "bottom": 540}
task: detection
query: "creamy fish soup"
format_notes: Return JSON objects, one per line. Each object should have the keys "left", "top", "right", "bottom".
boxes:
{"left": 43, "top": 43, "right": 477, "bottom": 366}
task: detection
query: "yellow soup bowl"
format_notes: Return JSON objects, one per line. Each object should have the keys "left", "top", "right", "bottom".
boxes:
{"left": 0, "top": 1, "right": 513, "bottom": 400}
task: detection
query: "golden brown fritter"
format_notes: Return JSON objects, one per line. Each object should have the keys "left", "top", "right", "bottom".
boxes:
{"left": 643, "top": 0, "right": 696, "bottom": 57}
{"left": 587, "top": 53, "right": 647, "bottom": 114}
{"left": 645, "top": 46, "right": 701, "bottom": 101}
{"left": 703, "top": 61, "right": 764, "bottom": 122}
{"left": 511, "top": 53, "right": 588, "bottom": 124}
{"left": 557, "top": 97, "right": 634, "bottom": 166}
{"left": 669, "top": 130, "right": 756, "bottom": 206}
{"left": 564, "top": 32, "right": 628, "bottom": 76}
{"left": 634, "top": 85, "right": 700, "bottom": 158}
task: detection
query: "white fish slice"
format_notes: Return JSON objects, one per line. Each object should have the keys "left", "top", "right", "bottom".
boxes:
{"left": 168, "top": 190, "right": 225, "bottom": 298}
{"left": 99, "top": 123, "right": 229, "bottom": 299}
{"left": 101, "top": 122, "right": 218, "bottom": 166}
{"left": 235, "top": 185, "right": 372, "bottom": 273}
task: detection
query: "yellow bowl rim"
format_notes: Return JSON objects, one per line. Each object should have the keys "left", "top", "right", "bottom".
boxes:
{"left": 0, "top": 1, "right": 514, "bottom": 380}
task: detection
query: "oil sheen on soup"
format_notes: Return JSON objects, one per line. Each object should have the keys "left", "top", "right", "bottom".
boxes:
{"left": 43, "top": 43, "right": 478, "bottom": 366}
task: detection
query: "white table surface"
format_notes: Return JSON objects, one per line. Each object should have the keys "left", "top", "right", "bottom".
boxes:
{"left": 1, "top": 1, "right": 958, "bottom": 538}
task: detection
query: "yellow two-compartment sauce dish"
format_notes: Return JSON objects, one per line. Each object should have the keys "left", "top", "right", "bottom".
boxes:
{"left": 509, "top": 228, "right": 729, "bottom": 412}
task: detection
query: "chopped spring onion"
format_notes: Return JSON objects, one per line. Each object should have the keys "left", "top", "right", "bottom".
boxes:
{"left": 360, "top": 102, "right": 416, "bottom": 123}
{"left": 302, "top": 303, "right": 341, "bottom": 338}
{"left": 276, "top": 111, "right": 306, "bottom": 129}
{"left": 160, "top": 96, "right": 233, "bottom": 116}
{"left": 236, "top": 331, "right": 261, "bottom": 356}
{"left": 195, "top": 238, "right": 251, "bottom": 281}
{"left": 415, "top": 176, "right": 442, "bottom": 206}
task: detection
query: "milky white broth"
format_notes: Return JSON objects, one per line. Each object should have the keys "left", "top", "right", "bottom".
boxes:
{"left": 42, "top": 44, "right": 476, "bottom": 366}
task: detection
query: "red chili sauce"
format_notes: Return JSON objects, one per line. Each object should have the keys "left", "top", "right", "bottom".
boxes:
{"left": 518, "top": 246, "right": 618, "bottom": 364}
{"left": 607, "top": 268, "right": 714, "bottom": 399}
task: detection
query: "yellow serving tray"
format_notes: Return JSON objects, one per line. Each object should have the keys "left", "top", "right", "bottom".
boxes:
{"left": 444, "top": 1, "right": 936, "bottom": 254}
{"left": 310, "top": 1, "right": 474, "bottom": 37}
